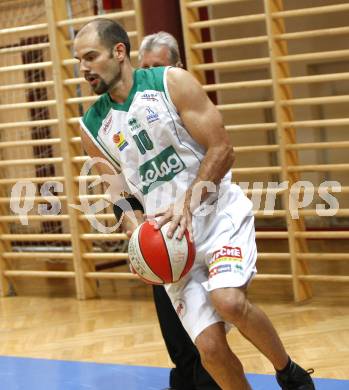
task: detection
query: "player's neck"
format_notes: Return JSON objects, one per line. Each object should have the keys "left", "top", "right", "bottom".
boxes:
{"left": 109, "top": 65, "right": 134, "bottom": 104}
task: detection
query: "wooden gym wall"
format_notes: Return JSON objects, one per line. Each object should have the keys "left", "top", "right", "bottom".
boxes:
{"left": 180, "top": 0, "right": 349, "bottom": 300}
{"left": 0, "top": 0, "right": 348, "bottom": 301}
{"left": 0, "top": 0, "right": 143, "bottom": 299}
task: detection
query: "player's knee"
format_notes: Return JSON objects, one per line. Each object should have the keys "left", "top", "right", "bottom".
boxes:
{"left": 196, "top": 334, "right": 224, "bottom": 367}
{"left": 211, "top": 288, "right": 249, "bottom": 326}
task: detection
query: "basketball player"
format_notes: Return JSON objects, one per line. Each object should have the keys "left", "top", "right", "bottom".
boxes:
{"left": 74, "top": 19, "right": 315, "bottom": 390}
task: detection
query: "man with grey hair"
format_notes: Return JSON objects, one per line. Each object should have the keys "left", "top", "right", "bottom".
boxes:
{"left": 138, "top": 31, "right": 183, "bottom": 69}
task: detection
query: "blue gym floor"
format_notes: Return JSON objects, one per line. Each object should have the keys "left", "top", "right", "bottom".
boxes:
{"left": 0, "top": 355, "right": 347, "bottom": 389}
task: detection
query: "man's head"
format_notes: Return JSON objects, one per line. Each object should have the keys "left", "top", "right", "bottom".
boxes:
{"left": 138, "top": 31, "right": 183, "bottom": 68}
{"left": 74, "top": 18, "right": 131, "bottom": 94}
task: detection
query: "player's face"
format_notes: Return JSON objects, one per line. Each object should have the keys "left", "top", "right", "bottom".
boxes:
{"left": 74, "top": 31, "right": 122, "bottom": 95}
{"left": 139, "top": 46, "right": 171, "bottom": 68}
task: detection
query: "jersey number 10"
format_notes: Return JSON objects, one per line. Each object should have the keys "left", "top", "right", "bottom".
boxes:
{"left": 133, "top": 129, "right": 154, "bottom": 155}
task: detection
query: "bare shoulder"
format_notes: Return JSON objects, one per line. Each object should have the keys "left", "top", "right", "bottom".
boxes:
{"left": 166, "top": 67, "right": 207, "bottom": 111}
{"left": 166, "top": 67, "right": 202, "bottom": 90}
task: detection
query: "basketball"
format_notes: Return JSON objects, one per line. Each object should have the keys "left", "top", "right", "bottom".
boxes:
{"left": 128, "top": 220, "right": 196, "bottom": 284}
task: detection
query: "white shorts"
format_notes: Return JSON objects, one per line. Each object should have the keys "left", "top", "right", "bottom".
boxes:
{"left": 165, "top": 185, "right": 257, "bottom": 342}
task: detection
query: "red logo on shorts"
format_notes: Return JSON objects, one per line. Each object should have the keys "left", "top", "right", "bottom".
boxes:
{"left": 175, "top": 299, "right": 186, "bottom": 318}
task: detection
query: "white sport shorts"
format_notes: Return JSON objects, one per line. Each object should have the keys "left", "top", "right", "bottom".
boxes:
{"left": 165, "top": 185, "right": 257, "bottom": 342}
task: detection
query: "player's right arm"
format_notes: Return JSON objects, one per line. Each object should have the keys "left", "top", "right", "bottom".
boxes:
{"left": 80, "top": 128, "right": 144, "bottom": 237}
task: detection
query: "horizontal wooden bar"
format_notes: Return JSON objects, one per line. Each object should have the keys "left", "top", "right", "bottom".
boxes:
{"left": 276, "top": 26, "right": 349, "bottom": 41}
{"left": 295, "top": 232, "right": 349, "bottom": 239}
{"left": 192, "top": 35, "right": 268, "bottom": 50}
{"left": 83, "top": 253, "right": 129, "bottom": 260}
{"left": 79, "top": 214, "right": 116, "bottom": 221}
{"left": 0, "top": 196, "right": 67, "bottom": 204}
{"left": 298, "top": 209, "right": 349, "bottom": 217}
{"left": 67, "top": 118, "right": 81, "bottom": 124}
{"left": 57, "top": 10, "right": 136, "bottom": 27}
{"left": 243, "top": 188, "right": 287, "bottom": 196}
{"left": 0, "top": 215, "right": 69, "bottom": 222}
{"left": 283, "top": 118, "right": 349, "bottom": 128}
{"left": 281, "top": 95, "right": 349, "bottom": 107}
{"left": 279, "top": 72, "right": 349, "bottom": 86}
{"left": 288, "top": 163, "right": 349, "bottom": 172}
{"left": 3, "top": 252, "right": 73, "bottom": 259}
{"left": 297, "top": 275, "right": 349, "bottom": 283}
{"left": 193, "top": 57, "right": 269, "bottom": 71}
{"left": 257, "top": 253, "right": 290, "bottom": 260}
{"left": 256, "top": 232, "right": 289, "bottom": 239}
{"left": 0, "top": 100, "right": 56, "bottom": 111}
{"left": 0, "top": 119, "right": 58, "bottom": 130}
{"left": 234, "top": 145, "right": 279, "bottom": 153}
{"left": 77, "top": 194, "right": 112, "bottom": 201}
{"left": 297, "top": 253, "right": 349, "bottom": 261}
{"left": 66, "top": 96, "right": 98, "bottom": 104}
{"left": 0, "top": 80, "right": 54, "bottom": 92}
{"left": 286, "top": 141, "right": 349, "bottom": 151}
{"left": 0, "top": 23, "right": 47, "bottom": 35}
{"left": 3, "top": 270, "right": 75, "bottom": 278}
{"left": 234, "top": 166, "right": 282, "bottom": 174}
{"left": 85, "top": 272, "right": 138, "bottom": 280}
{"left": 0, "top": 61, "right": 52, "bottom": 74}
{"left": 64, "top": 77, "right": 85, "bottom": 86}
{"left": 254, "top": 210, "right": 286, "bottom": 217}
{"left": 0, "top": 138, "right": 61, "bottom": 149}
{"left": 80, "top": 233, "right": 127, "bottom": 240}
{"left": 203, "top": 79, "right": 272, "bottom": 92}
{"left": 277, "top": 49, "right": 349, "bottom": 63}
{"left": 272, "top": 3, "right": 349, "bottom": 19}
{"left": 253, "top": 274, "right": 293, "bottom": 281}
{"left": 0, "top": 42, "right": 50, "bottom": 55}
{"left": 217, "top": 101, "right": 274, "bottom": 111}
{"left": 186, "top": 0, "right": 249, "bottom": 8}
{"left": 189, "top": 14, "right": 265, "bottom": 29}
{"left": 72, "top": 156, "right": 89, "bottom": 163}
{"left": 0, "top": 177, "right": 65, "bottom": 185}
{"left": 0, "top": 157, "right": 63, "bottom": 167}
{"left": 226, "top": 123, "right": 277, "bottom": 132}
{"left": 0, "top": 234, "right": 71, "bottom": 241}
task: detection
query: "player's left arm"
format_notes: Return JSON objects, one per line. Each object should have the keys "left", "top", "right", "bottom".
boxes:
{"left": 155, "top": 68, "right": 235, "bottom": 239}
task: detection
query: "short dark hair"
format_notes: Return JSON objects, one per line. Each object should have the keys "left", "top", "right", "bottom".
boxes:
{"left": 80, "top": 18, "right": 131, "bottom": 58}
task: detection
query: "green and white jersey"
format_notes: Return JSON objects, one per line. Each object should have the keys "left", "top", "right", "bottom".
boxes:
{"left": 80, "top": 66, "right": 232, "bottom": 214}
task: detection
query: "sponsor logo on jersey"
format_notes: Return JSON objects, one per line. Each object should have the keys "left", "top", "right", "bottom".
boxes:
{"left": 210, "top": 264, "right": 244, "bottom": 279}
{"left": 112, "top": 131, "right": 128, "bottom": 151}
{"left": 210, "top": 246, "right": 242, "bottom": 265}
{"left": 146, "top": 107, "right": 159, "bottom": 124}
{"left": 128, "top": 117, "right": 141, "bottom": 132}
{"left": 141, "top": 92, "right": 159, "bottom": 102}
{"left": 209, "top": 264, "right": 232, "bottom": 278}
{"left": 101, "top": 112, "right": 113, "bottom": 135}
{"left": 138, "top": 145, "right": 186, "bottom": 194}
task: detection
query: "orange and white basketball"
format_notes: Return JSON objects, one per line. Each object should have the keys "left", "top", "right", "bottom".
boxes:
{"left": 128, "top": 220, "right": 195, "bottom": 284}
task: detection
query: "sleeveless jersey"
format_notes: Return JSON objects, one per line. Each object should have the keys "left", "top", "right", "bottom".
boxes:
{"left": 80, "top": 66, "right": 233, "bottom": 214}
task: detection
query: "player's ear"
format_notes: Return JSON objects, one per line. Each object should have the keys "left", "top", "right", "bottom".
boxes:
{"left": 113, "top": 42, "right": 127, "bottom": 61}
